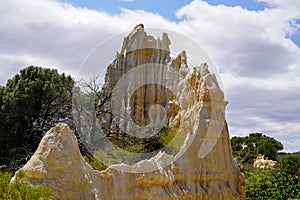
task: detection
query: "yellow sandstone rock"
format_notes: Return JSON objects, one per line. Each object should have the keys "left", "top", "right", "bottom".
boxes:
{"left": 253, "top": 154, "right": 278, "bottom": 169}
{"left": 15, "top": 24, "right": 245, "bottom": 200}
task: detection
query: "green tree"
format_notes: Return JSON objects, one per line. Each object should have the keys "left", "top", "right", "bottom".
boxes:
{"left": 231, "top": 133, "right": 283, "bottom": 165}
{"left": 0, "top": 66, "right": 74, "bottom": 171}
{"left": 245, "top": 169, "right": 300, "bottom": 200}
{"left": 256, "top": 136, "right": 284, "bottom": 161}
{"left": 279, "top": 155, "right": 300, "bottom": 176}
{"left": 0, "top": 86, "right": 7, "bottom": 166}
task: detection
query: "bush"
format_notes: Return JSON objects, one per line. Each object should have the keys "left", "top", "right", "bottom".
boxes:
{"left": 279, "top": 155, "right": 300, "bottom": 176}
{"left": 245, "top": 169, "right": 300, "bottom": 200}
{"left": 0, "top": 170, "right": 52, "bottom": 200}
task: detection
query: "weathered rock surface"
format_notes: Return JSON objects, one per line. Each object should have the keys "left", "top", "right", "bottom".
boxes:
{"left": 253, "top": 154, "right": 278, "bottom": 169}
{"left": 15, "top": 25, "right": 245, "bottom": 200}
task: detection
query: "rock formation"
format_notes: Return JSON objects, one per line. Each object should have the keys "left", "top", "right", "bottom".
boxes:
{"left": 15, "top": 24, "right": 245, "bottom": 199}
{"left": 253, "top": 154, "right": 278, "bottom": 169}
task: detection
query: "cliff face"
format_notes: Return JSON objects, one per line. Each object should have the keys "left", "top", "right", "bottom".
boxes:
{"left": 97, "top": 24, "right": 173, "bottom": 136}
{"left": 15, "top": 24, "right": 245, "bottom": 200}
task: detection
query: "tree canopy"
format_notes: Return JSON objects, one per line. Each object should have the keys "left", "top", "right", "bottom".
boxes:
{"left": 231, "top": 133, "right": 283, "bottom": 165}
{"left": 0, "top": 66, "right": 74, "bottom": 170}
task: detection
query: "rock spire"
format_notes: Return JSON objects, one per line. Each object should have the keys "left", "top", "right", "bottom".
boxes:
{"left": 15, "top": 24, "right": 245, "bottom": 200}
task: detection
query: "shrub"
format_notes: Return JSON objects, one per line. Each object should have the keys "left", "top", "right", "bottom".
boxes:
{"left": 0, "top": 170, "right": 52, "bottom": 200}
{"left": 279, "top": 155, "right": 300, "bottom": 176}
{"left": 245, "top": 169, "right": 300, "bottom": 200}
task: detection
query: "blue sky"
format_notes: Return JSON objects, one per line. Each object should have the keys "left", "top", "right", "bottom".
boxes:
{"left": 1, "top": 0, "right": 300, "bottom": 152}
{"left": 287, "top": 19, "right": 300, "bottom": 47}
{"left": 64, "top": 0, "right": 193, "bottom": 20}
{"left": 65, "top": 0, "right": 267, "bottom": 18}
{"left": 204, "top": 0, "right": 266, "bottom": 10}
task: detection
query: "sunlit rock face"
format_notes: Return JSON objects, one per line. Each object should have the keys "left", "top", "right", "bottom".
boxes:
{"left": 15, "top": 25, "right": 245, "bottom": 200}
{"left": 253, "top": 154, "right": 278, "bottom": 169}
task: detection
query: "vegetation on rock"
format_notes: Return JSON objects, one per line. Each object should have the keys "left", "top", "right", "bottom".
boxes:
{"left": 91, "top": 127, "right": 182, "bottom": 166}
{"left": 0, "top": 170, "right": 52, "bottom": 200}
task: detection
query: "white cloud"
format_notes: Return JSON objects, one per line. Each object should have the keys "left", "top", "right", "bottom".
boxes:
{"left": 0, "top": 0, "right": 177, "bottom": 83}
{"left": 0, "top": 0, "right": 299, "bottom": 152}
{"left": 175, "top": 0, "right": 300, "bottom": 77}
{"left": 280, "top": 139, "right": 300, "bottom": 153}
{"left": 174, "top": 0, "right": 300, "bottom": 152}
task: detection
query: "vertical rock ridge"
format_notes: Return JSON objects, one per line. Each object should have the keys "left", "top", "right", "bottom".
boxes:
{"left": 15, "top": 24, "right": 245, "bottom": 200}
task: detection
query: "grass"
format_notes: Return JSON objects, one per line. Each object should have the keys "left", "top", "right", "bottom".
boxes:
{"left": 0, "top": 170, "right": 52, "bottom": 200}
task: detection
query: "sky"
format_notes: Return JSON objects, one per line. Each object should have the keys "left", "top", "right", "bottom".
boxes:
{"left": 0, "top": 0, "right": 300, "bottom": 153}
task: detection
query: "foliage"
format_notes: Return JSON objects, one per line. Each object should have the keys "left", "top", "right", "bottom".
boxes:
{"left": 93, "top": 145, "right": 154, "bottom": 166}
{"left": 231, "top": 133, "right": 299, "bottom": 199}
{"left": 94, "top": 148, "right": 130, "bottom": 166}
{"left": 160, "top": 127, "right": 186, "bottom": 155}
{"left": 83, "top": 156, "right": 107, "bottom": 171}
{"left": 0, "top": 67, "right": 121, "bottom": 173}
{"left": 245, "top": 169, "right": 300, "bottom": 200}
{"left": 90, "top": 127, "right": 182, "bottom": 166}
{"left": 231, "top": 133, "right": 283, "bottom": 165}
{"left": 0, "top": 170, "right": 52, "bottom": 200}
{"left": 0, "top": 66, "right": 74, "bottom": 171}
{"left": 278, "top": 154, "right": 300, "bottom": 176}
